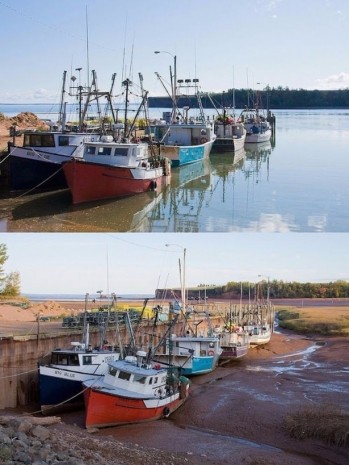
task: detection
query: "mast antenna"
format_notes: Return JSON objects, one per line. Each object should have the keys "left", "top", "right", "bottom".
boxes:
{"left": 85, "top": 6, "right": 90, "bottom": 88}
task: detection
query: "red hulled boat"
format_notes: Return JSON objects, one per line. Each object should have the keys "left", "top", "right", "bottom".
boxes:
{"left": 83, "top": 350, "right": 190, "bottom": 428}
{"left": 63, "top": 137, "right": 170, "bottom": 204}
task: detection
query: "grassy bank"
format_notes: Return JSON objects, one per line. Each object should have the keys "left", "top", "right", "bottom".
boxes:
{"left": 284, "top": 404, "right": 349, "bottom": 447}
{"left": 277, "top": 306, "right": 349, "bottom": 335}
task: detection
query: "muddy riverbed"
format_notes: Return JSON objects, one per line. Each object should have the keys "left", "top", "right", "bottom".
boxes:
{"left": 39, "top": 329, "right": 348, "bottom": 465}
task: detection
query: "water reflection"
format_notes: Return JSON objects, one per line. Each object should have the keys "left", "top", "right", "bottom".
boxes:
{"left": 1, "top": 110, "right": 349, "bottom": 231}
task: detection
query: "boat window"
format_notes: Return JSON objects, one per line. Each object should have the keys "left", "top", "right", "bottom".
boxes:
{"left": 85, "top": 146, "right": 96, "bottom": 155}
{"left": 149, "top": 377, "right": 153, "bottom": 385}
{"left": 97, "top": 147, "right": 112, "bottom": 156}
{"left": 82, "top": 355, "right": 93, "bottom": 365}
{"left": 133, "top": 374, "right": 147, "bottom": 384}
{"left": 41, "top": 134, "right": 55, "bottom": 147}
{"left": 51, "top": 353, "right": 59, "bottom": 364}
{"left": 109, "top": 366, "right": 118, "bottom": 377}
{"left": 58, "top": 136, "right": 70, "bottom": 146}
{"left": 24, "top": 134, "right": 43, "bottom": 147}
{"left": 55, "top": 354, "right": 68, "bottom": 365}
{"left": 114, "top": 148, "right": 128, "bottom": 157}
{"left": 208, "top": 342, "right": 215, "bottom": 348}
{"left": 118, "top": 370, "right": 131, "bottom": 381}
{"left": 68, "top": 354, "right": 80, "bottom": 366}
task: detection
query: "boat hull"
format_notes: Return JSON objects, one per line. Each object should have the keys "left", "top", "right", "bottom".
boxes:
{"left": 212, "top": 135, "right": 245, "bottom": 152}
{"left": 83, "top": 383, "right": 189, "bottom": 428}
{"left": 9, "top": 154, "right": 67, "bottom": 189}
{"left": 220, "top": 345, "right": 249, "bottom": 359}
{"left": 39, "top": 370, "right": 94, "bottom": 413}
{"left": 154, "top": 354, "right": 219, "bottom": 376}
{"left": 159, "top": 139, "right": 215, "bottom": 167}
{"left": 63, "top": 159, "right": 168, "bottom": 204}
{"left": 245, "top": 129, "right": 272, "bottom": 144}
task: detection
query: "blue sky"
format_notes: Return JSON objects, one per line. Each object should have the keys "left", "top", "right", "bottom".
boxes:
{"left": 1, "top": 233, "right": 348, "bottom": 294}
{"left": 0, "top": 0, "right": 348, "bottom": 103}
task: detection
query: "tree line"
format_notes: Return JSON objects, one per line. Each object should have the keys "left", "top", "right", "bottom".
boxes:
{"left": 203, "top": 280, "right": 349, "bottom": 299}
{"left": 148, "top": 88, "right": 349, "bottom": 110}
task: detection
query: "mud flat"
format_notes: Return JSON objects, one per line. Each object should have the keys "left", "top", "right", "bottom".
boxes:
{"left": 43, "top": 330, "right": 349, "bottom": 465}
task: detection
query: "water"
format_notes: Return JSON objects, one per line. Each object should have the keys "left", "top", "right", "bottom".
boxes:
{"left": 1, "top": 109, "right": 348, "bottom": 232}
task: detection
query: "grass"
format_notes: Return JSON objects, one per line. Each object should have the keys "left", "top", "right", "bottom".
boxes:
{"left": 284, "top": 404, "right": 349, "bottom": 448}
{"left": 277, "top": 306, "right": 349, "bottom": 335}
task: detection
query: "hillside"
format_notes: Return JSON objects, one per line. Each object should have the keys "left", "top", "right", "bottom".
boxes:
{"left": 0, "top": 112, "right": 49, "bottom": 151}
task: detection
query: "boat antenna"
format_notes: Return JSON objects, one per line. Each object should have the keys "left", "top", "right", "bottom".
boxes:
{"left": 128, "top": 34, "right": 135, "bottom": 81}
{"left": 246, "top": 67, "right": 250, "bottom": 108}
{"left": 232, "top": 65, "right": 236, "bottom": 117}
{"left": 58, "top": 70, "right": 67, "bottom": 131}
{"left": 121, "top": 15, "right": 128, "bottom": 82}
{"left": 106, "top": 243, "right": 109, "bottom": 297}
{"left": 85, "top": 5, "right": 90, "bottom": 88}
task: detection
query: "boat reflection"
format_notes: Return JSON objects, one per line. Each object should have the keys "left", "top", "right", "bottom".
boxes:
{"left": 243, "top": 141, "right": 272, "bottom": 182}
{"left": 6, "top": 187, "right": 169, "bottom": 232}
{"left": 1, "top": 141, "right": 276, "bottom": 232}
{"left": 147, "top": 158, "right": 212, "bottom": 232}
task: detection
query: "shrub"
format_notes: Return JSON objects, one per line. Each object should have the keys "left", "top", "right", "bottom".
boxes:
{"left": 284, "top": 404, "right": 349, "bottom": 447}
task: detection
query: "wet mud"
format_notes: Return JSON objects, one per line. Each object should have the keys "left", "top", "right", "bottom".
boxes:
{"left": 57, "top": 330, "right": 349, "bottom": 465}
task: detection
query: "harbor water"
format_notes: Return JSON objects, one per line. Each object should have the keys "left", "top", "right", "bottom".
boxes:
{"left": 0, "top": 109, "right": 348, "bottom": 232}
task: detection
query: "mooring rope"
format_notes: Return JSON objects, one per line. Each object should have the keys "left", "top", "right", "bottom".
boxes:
{"left": 14, "top": 165, "right": 64, "bottom": 199}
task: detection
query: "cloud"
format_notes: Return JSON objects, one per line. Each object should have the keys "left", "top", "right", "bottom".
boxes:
{"left": 315, "top": 72, "right": 349, "bottom": 90}
{"left": 33, "top": 88, "right": 51, "bottom": 100}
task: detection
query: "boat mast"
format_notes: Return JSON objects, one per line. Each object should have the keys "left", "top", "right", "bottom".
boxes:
{"left": 58, "top": 70, "right": 67, "bottom": 131}
{"left": 122, "top": 78, "right": 131, "bottom": 141}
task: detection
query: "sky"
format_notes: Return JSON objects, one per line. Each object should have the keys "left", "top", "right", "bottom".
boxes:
{"left": 0, "top": 0, "right": 348, "bottom": 104}
{"left": 1, "top": 233, "right": 348, "bottom": 295}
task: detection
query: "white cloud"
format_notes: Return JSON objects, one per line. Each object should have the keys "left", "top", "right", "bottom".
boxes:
{"left": 33, "top": 88, "right": 50, "bottom": 100}
{"left": 315, "top": 72, "right": 349, "bottom": 90}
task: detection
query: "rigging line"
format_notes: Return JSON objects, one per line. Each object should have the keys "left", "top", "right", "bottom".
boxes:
{"left": 35, "top": 382, "right": 95, "bottom": 416}
{"left": 105, "top": 233, "right": 173, "bottom": 253}
{"left": 0, "top": 367, "right": 38, "bottom": 379}
{"left": 0, "top": 146, "right": 16, "bottom": 164}
{"left": 14, "top": 166, "right": 64, "bottom": 198}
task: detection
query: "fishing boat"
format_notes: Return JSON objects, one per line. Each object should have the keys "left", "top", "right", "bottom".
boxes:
{"left": 8, "top": 70, "right": 116, "bottom": 190}
{"left": 8, "top": 130, "right": 87, "bottom": 190}
{"left": 38, "top": 335, "right": 120, "bottom": 414}
{"left": 151, "top": 64, "right": 215, "bottom": 166}
{"left": 63, "top": 136, "right": 171, "bottom": 204}
{"left": 212, "top": 110, "right": 246, "bottom": 153}
{"left": 152, "top": 118, "right": 216, "bottom": 167}
{"left": 63, "top": 79, "right": 171, "bottom": 204}
{"left": 239, "top": 107, "right": 272, "bottom": 143}
{"left": 216, "top": 299, "right": 249, "bottom": 360}
{"left": 219, "top": 328, "right": 250, "bottom": 360}
{"left": 83, "top": 349, "right": 190, "bottom": 428}
{"left": 243, "top": 321, "right": 272, "bottom": 346}
{"left": 154, "top": 330, "right": 222, "bottom": 376}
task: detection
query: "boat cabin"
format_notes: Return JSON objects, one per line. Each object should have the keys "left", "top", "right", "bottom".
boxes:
{"left": 104, "top": 352, "right": 171, "bottom": 397}
{"left": 83, "top": 137, "right": 150, "bottom": 167}
{"left": 23, "top": 131, "right": 85, "bottom": 149}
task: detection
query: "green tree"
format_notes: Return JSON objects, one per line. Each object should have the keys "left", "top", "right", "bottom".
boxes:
{"left": 0, "top": 243, "right": 8, "bottom": 291}
{"left": 2, "top": 271, "right": 21, "bottom": 297}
